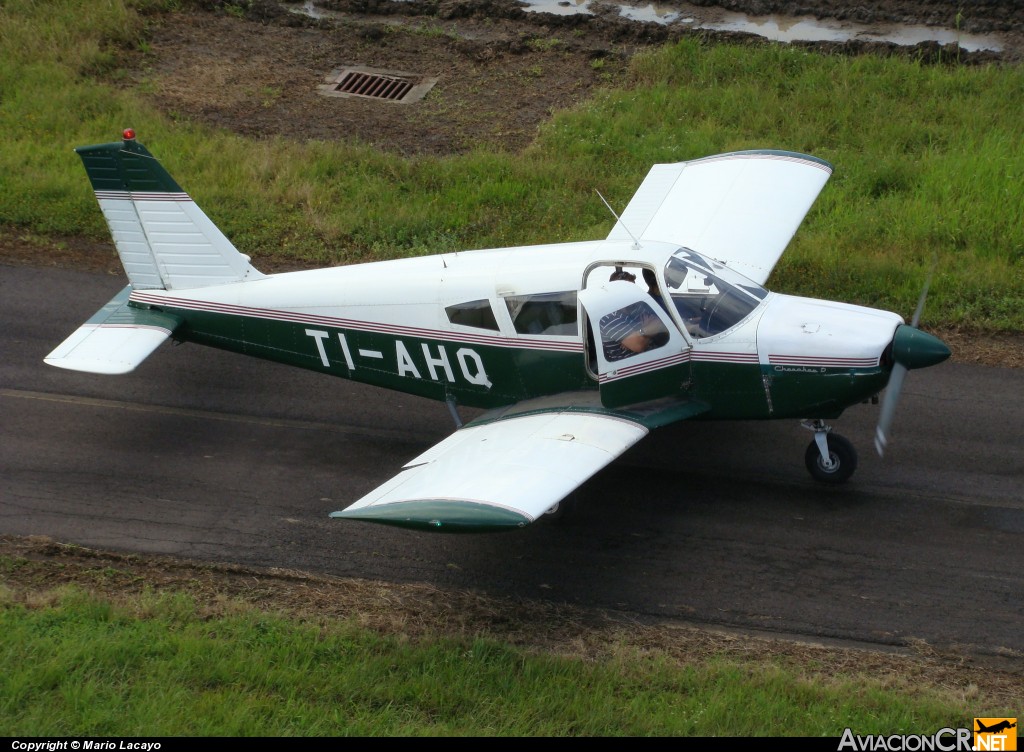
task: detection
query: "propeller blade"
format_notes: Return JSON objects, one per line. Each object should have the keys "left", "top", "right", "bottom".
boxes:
{"left": 875, "top": 362, "right": 907, "bottom": 457}
{"left": 910, "top": 256, "right": 937, "bottom": 329}
{"left": 875, "top": 258, "right": 944, "bottom": 458}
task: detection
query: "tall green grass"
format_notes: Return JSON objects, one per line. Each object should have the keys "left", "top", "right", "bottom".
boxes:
{"left": 540, "top": 44, "right": 1024, "bottom": 326}
{"left": 1, "top": 0, "right": 1022, "bottom": 328}
{"left": 0, "top": 585, "right": 1004, "bottom": 736}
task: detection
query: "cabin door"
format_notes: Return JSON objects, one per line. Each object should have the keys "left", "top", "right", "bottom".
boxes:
{"left": 579, "top": 280, "right": 691, "bottom": 409}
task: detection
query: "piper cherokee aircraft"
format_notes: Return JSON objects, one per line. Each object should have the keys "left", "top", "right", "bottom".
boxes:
{"left": 46, "top": 130, "right": 951, "bottom": 532}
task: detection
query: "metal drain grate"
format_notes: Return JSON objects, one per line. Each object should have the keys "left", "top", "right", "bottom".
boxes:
{"left": 318, "top": 67, "right": 437, "bottom": 104}
{"left": 335, "top": 70, "right": 412, "bottom": 100}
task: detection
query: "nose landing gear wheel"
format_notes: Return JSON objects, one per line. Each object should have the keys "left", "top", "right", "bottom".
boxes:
{"left": 804, "top": 433, "right": 857, "bottom": 484}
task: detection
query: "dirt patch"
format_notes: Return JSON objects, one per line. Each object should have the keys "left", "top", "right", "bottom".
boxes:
{"left": 129, "top": 0, "right": 635, "bottom": 156}
{"left": 123, "top": 0, "right": 1021, "bottom": 157}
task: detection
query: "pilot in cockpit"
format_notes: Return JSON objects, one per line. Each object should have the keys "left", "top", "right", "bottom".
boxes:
{"left": 603, "top": 268, "right": 669, "bottom": 359}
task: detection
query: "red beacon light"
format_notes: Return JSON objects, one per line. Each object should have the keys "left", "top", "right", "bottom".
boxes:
{"left": 122, "top": 128, "right": 136, "bottom": 141}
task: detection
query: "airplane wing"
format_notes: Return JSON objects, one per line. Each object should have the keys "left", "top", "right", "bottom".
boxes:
{"left": 607, "top": 150, "right": 833, "bottom": 285}
{"left": 331, "top": 411, "right": 648, "bottom": 532}
{"left": 331, "top": 393, "right": 709, "bottom": 532}
{"left": 44, "top": 285, "right": 182, "bottom": 375}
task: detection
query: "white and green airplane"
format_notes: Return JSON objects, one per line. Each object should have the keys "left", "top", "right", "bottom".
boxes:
{"left": 46, "top": 130, "right": 951, "bottom": 532}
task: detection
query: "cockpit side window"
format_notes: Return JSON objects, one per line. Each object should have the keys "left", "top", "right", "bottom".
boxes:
{"left": 446, "top": 299, "right": 499, "bottom": 331}
{"left": 505, "top": 291, "right": 578, "bottom": 336}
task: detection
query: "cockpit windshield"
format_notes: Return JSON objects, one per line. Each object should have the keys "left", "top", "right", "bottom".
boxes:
{"left": 664, "top": 248, "right": 768, "bottom": 339}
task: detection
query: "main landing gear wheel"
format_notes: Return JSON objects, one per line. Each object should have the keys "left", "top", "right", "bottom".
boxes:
{"left": 542, "top": 493, "right": 578, "bottom": 525}
{"left": 804, "top": 433, "right": 858, "bottom": 484}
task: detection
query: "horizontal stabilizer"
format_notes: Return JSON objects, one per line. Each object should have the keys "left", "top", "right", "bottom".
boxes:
{"left": 331, "top": 411, "right": 650, "bottom": 532}
{"left": 45, "top": 286, "right": 181, "bottom": 375}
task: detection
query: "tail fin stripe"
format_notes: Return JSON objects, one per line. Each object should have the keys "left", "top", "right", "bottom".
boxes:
{"left": 96, "top": 190, "right": 191, "bottom": 201}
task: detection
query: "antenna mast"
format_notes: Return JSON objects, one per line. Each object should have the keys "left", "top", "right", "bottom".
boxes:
{"left": 595, "top": 189, "right": 641, "bottom": 250}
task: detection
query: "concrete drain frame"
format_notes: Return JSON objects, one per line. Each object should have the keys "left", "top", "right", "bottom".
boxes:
{"left": 318, "top": 66, "right": 438, "bottom": 104}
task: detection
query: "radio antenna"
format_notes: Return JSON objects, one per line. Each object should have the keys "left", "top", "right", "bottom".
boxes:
{"left": 595, "top": 189, "right": 641, "bottom": 250}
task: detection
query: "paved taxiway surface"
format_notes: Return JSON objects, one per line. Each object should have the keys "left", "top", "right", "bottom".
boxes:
{"left": 3, "top": 264, "right": 1022, "bottom": 662}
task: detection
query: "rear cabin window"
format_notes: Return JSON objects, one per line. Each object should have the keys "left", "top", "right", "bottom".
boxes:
{"left": 445, "top": 299, "right": 499, "bottom": 331}
{"left": 505, "top": 291, "right": 578, "bottom": 336}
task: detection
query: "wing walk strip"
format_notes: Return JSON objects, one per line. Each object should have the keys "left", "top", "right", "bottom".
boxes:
{"left": 129, "top": 292, "right": 583, "bottom": 352}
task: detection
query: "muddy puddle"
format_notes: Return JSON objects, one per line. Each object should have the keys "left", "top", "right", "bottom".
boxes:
{"left": 524, "top": 1, "right": 1004, "bottom": 51}
{"left": 291, "top": 0, "right": 1007, "bottom": 53}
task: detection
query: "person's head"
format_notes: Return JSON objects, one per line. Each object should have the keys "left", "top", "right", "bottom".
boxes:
{"left": 610, "top": 269, "right": 636, "bottom": 283}
{"left": 642, "top": 268, "right": 658, "bottom": 292}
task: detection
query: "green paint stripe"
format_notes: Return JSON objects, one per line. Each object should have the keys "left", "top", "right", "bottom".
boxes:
{"left": 331, "top": 500, "right": 532, "bottom": 533}
{"left": 76, "top": 138, "right": 184, "bottom": 193}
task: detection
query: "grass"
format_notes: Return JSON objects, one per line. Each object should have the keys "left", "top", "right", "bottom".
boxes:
{"left": 1, "top": 573, "right": 1015, "bottom": 737}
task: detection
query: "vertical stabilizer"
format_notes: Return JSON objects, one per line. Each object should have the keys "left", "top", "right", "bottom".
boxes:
{"left": 76, "top": 129, "right": 264, "bottom": 290}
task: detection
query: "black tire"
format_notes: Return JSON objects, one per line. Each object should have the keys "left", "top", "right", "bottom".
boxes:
{"left": 804, "top": 433, "right": 858, "bottom": 484}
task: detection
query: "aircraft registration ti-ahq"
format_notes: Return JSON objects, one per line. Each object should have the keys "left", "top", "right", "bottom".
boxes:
{"left": 46, "top": 130, "right": 951, "bottom": 532}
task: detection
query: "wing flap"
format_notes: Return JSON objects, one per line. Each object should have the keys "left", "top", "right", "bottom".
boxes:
{"left": 477, "top": 389, "right": 710, "bottom": 429}
{"left": 331, "top": 412, "right": 650, "bottom": 532}
{"left": 44, "top": 285, "right": 181, "bottom": 375}
{"left": 608, "top": 150, "right": 833, "bottom": 284}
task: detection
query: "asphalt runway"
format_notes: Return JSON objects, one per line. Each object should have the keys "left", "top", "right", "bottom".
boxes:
{"left": 3, "top": 264, "right": 1022, "bottom": 663}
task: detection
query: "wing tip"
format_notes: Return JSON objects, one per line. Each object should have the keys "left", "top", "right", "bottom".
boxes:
{"left": 690, "top": 149, "right": 834, "bottom": 174}
{"left": 331, "top": 499, "right": 533, "bottom": 534}
{"left": 43, "top": 355, "right": 137, "bottom": 375}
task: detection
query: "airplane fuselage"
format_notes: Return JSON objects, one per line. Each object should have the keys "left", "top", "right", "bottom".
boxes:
{"left": 126, "top": 239, "right": 901, "bottom": 421}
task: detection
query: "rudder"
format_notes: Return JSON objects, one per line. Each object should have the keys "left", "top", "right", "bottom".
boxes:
{"left": 77, "top": 129, "right": 264, "bottom": 290}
